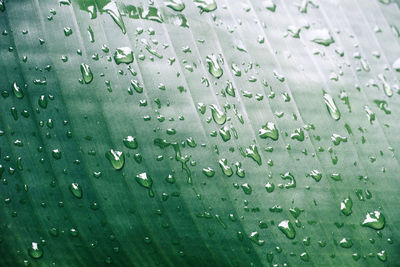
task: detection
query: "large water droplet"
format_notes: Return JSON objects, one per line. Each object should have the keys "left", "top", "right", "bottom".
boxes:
{"left": 105, "top": 149, "right": 125, "bottom": 170}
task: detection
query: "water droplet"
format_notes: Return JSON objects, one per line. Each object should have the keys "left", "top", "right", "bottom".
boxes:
{"left": 28, "top": 242, "right": 43, "bottom": 259}
{"left": 202, "top": 167, "right": 215, "bottom": 177}
{"left": 206, "top": 54, "right": 223, "bottom": 78}
{"left": 245, "top": 145, "right": 262, "bottom": 166}
{"left": 265, "top": 182, "right": 275, "bottom": 193}
{"left": 235, "top": 162, "right": 245, "bottom": 178}
{"left": 362, "top": 211, "right": 385, "bottom": 230}
{"left": 105, "top": 149, "right": 125, "bottom": 170}
{"left": 340, "top": 197, "right": 352, "bottom": 216}
{"left": 377, "top": 250, "right": 387, "bottom": 262}
{"left": 290, "top": 128, "right": 304, "bottom": 141}
{"left": 281, "top": 172, "right": 296, "bottom": 189}
{"left": 69, "top": 182, "right": 83, "bottom": 199}
{"left": 209, "top": 104, "right": 226, "bottom": 125}
{"left": 392, "top": 57, "right": 400, "bottom": 71}
{"left": 300, "top": 252, "right": 309, "bottom": 262}
{"left": 123, "top": 136, "right": 138, "bottom": 149}
{"left": 264, "top": 0, "right": 276, "bottom": 12}
{"left": 323, "top": 91, "right": 340, "bottom": 120}
{"left": 364, "top": 105, "right": 375, "bottom": 124}
{"left": 249, "top": 232, "right": 264, "bottom": 246}
{"left": 52, "top": 149, "right": 62, "bottom": 159}
{"left": 88, "top": 26, "right": 95, "bottom": 43}
{"left": 165, "top": 0, "right": 185, "bottom": 11}
{"left": 135, "top": 172, "right": 154, "bottom": 197}
{"left": 306, "top": 169, "right": 322, "bottom": 182}
{"left": 339, "top": 238, "right": 353, "bottom": 248}
{"left": 12, "top": 82, "right": 24, "bottom": 99}
{"left": 219, "top": 158, "right": 233, "bottom": 177}
{"left": 259, "top": 122, "right": 279, "bottom": 140}
{"left": 331, "top": 134, "right": 347, "bottom": 146}
{"left": 38, "top": 95, "right": 47, "bottom": 108}
{"left": 311, "top": 29, "right": 334, "bottom": 46}
{"left": 103, "top": 2, "right": 126, "bottom": 34}
{"left": 241, "top": 183, "right": 252, "bottom": 195}
{"left": 80, "top": 63, "right": 93, "bottom": 84}
{"left": 231, "top": 63, "right": 241, "bottom": 76}
{"left": 219, "top": 126, "right": 231, "bottom": 142}
{"left": 378, "top": 74, "right": 393, "bottom": 97}
{"left": 194, "top": 0, "right": 217, "bottom": 12}
{"left": 278, "top": 220, "right": 296, "bottom": 239}
{"left": 114, "top": 47, "right": 134, "bottom": 65}
{"left": 225, "top": 81, "right": 235, "bottom": 97}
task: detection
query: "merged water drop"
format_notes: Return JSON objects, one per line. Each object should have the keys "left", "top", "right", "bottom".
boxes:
{"left": 362, "top": 211, "right": 385, "bottom": 230}
{"left": 114, "top": 47, "right": 134, "bottom": 65}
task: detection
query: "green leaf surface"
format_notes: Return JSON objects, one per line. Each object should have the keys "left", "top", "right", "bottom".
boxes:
{"left": 0, "top": 0, "right": 399, "bottom": 266}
